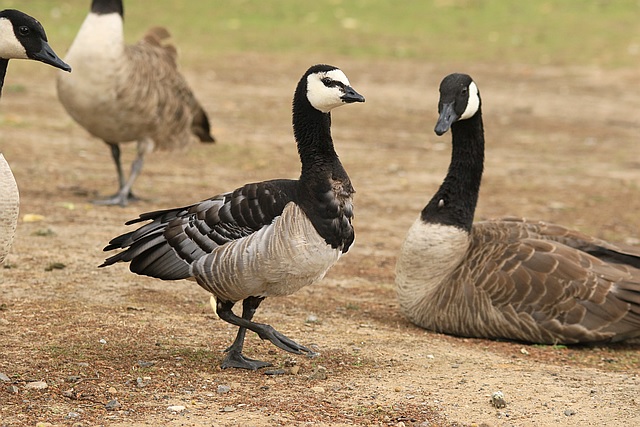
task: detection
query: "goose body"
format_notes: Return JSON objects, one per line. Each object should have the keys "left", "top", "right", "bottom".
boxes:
{"left": 396, "top": 73, "right": 640, "bottom": 345}
{"left": 0, "top": 9, "right": 70, "bottom": 264}
{"left": 0, "top": 154, "right": 19, "bottom": 265}
{"left": 57, "top": 0, "right": 215, "bottom": 206}
{"left": 101, "top": 64, "right": 364, "bottom": 369}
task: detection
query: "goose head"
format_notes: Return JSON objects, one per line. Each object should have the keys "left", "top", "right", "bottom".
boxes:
{"left": 0, "top": 9, "right": 71, "bottom": 72}
{"left": 434, "top": 73, "right": 480, "bottom": 136}
{"left": 302, "top": 64, "right": 365, "bottom": 113}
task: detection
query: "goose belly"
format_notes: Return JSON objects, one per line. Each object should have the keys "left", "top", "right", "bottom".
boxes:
{"left": 194, "top": 204, "right": 342, "bottom": 302}
{"left": 0, "top": 155, "right": 19, "bottom": 264}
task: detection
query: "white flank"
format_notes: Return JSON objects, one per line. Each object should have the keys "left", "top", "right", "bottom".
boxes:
{"left": 0, "top": 19, "right": 28, "bottom": 59}
{"left": 195, "top": 203, "right": 342, "bottom": 302}
{"left": 306, "top": 69, "right": 351, "bottom": 113}
{"left": 460, "top": 81, "right": 480, "bottom": 120}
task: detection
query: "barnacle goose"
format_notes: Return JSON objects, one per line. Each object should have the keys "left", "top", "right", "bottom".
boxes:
{"left": 101, "top": 64, "right": 364, "bottom": 369}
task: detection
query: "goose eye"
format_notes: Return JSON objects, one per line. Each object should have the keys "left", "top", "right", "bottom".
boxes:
{"left": 461, "top": 87, "right": 468, "bottom": 95}
{"left": 19, "top": 26, "right": 30, "bottom": 36}
{"left": 321, "top": 77, "right": 333, "bottom": 86}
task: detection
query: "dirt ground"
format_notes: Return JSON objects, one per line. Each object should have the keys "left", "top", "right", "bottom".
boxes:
{"left": 1, "top": 53, "right": 639, "bottom": 426}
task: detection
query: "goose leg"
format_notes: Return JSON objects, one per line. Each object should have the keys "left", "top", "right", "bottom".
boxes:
{"left": 216, "top": 296, "right": 316, "bottom": 369}
{"left": 219, "top": 297, "right": 272, "bottom": 370}
{"left": 93, "top": 142, "right": 140, "bottom": 206}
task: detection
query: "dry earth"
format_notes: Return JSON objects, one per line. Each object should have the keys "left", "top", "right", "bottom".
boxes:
{"left": 1, "top": 53, "right": 639, "bottom": 426}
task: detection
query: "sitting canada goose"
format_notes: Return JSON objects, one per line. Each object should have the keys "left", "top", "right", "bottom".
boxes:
{"left": 0, "top": 9, "right": 71, "bottom": 264}
{"left": 396, "top": 73, "right": 640, "bottom": 345}
{"left": 100, "top": 64, "right": 364, "bottom": 369}
{"left": 57, "top": 0, "right": 215, "bottom": 207}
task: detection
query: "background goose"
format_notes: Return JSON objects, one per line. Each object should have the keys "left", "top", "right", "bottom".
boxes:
{"left": 57, "top": 0, "right": 215, "bottom": 207}
{"left": 100, "top": 64, "right": 364, "bottom": 369}
{"left": 396, "top": 73, "right": 640, "bottom": 345}
{"left": 0, "top": 9, "right": 71, "bottom": 264}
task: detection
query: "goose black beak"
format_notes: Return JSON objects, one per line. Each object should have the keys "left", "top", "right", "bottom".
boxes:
{"left": 32, "top": 40, "right": 72, "bottom": 72}
{"left": 434, "top": 101, "right": 458, "bottom": 136}
{"left": 341, "top": 86, "right": 365, "bottom": 104}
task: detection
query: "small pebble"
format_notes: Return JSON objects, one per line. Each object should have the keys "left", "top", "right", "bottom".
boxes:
{"left": 67, "top": 375, "right": 82, "bottom": 383}
{"left": 25, "top": 381, "right": 48, "bottom": 390}
{"left": 105, "top": 399, "right": 120, "bottom": 411}
{"left": 107, "top": 386, "right": 117, "bottom": 394}
{"left": 99, "top": 339, "right": 107, "bottom": 344}
{"left": 0, "top": 372, "right": 10, "bottom": 382}
{"left": 564, "top": 409, "right": 576, "bottom": 416}
{"left": 308, "top": 365, "right": 327, "bottom": 380}
{"left": 490, "top": 391, "right": 506, "bottom": 408}
{"left": 35, "top": 423, "right": 54, "bottom": 427}
{"left": 264, "top": 369, "right": 286, "bottom": 376}
{"left": 137, "top": 360, "right": 155, "bottom": 368}
{"left": 311, "top": 386, "right": 325, "bottom": 393}
{"left": 217, "top": 385, "right": 231, "bottom": 394}
{"left": 167, "top": 405, "right": 186, "bottom": 413}
{"left": 306, "top": 314, "right": 319, "bottom": 323}
{"left": 66, "top": 412, "right": 80, "bottom": 419}
{"left": 289, "top": 365, "right": 300, "bottom": 375}
{"left": 222, "top": 406, "right": 236, "bottom": 412}
{"left": 7, "top": 385, "right": 19, "bottom": 393}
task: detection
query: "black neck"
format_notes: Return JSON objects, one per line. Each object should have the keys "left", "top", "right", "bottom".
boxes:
{"left": 0, "top": 59, "right": 8, "bottom": 97}
{"left": 92, "top": 0, "right": 124, "bottom": 17}
{"left": 293, "top": 101, "right": 345, "bottom": 182}
{"left": 421, "top": 111, "right": 484, "bottom": 232}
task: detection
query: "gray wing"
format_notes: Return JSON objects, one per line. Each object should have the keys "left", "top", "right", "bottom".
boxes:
{"left": 100, "top": 180, "right": 298, "bottom": 280}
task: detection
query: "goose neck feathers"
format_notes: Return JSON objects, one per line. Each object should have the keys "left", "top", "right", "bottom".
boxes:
{"left": 291, "top": 65, "right": 363, "bottom": 251}
{"left": 422, "top": 73, "right": 483, "bottom": 233}
{"left": 91, "top": 0, "right": 124, "bottom": 17}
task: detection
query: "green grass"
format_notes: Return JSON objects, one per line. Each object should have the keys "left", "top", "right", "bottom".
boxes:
{"left": 8, "top": 0, "right": 640, "bottom": 67}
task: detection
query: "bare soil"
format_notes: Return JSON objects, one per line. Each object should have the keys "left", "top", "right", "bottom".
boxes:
{"left": 1, "top": 53, "right": 639, "bottom": 426}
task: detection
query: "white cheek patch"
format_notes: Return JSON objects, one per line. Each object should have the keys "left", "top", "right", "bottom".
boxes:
{"left": 306, "top": 69, "right": 351, "bottom": 113}
{"left": 0, "top": 19, "right": 29, "bottom": 60}
{"left": 460, "top": 81, "right": 480, "bottom": 120}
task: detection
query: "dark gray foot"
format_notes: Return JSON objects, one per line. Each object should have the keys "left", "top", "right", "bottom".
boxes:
{"left": 92, "top": 192, "right": 140, "bottom": 207}
{"left": 255, "top": 324, "right": 317, "bottom": 356}
{"left": 221, "top": 351, "right": 273, "bottom": 370}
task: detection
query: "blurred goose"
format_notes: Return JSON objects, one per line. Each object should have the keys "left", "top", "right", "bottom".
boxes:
{"left": 0, "top": 9, "right": 71, "bottom": 264}
{"left": 100, "top": 64, "right": 364, "bottom": 369}
{"left": 396, "top": 73, "right": 640, "bottom": 345}
{"left": 57, "top": 0, "right": 215, "bottom": 207}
